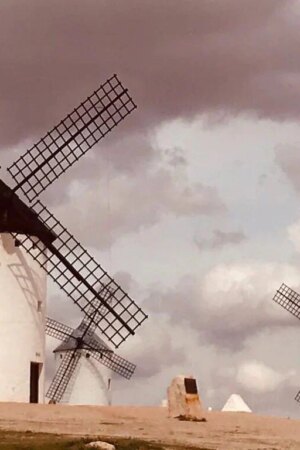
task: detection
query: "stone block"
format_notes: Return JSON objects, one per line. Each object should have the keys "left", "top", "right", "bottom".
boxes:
{"left": 167, "top": 375, "right": 205, "bottom": 421}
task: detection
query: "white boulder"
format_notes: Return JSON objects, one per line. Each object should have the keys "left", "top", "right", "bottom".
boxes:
{"left": 85, "top": 441, "right": 115, "bottom": 449}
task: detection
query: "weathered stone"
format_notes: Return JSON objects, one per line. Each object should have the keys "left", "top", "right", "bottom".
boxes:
{"left": 167, "top": 375, "right": 205, "bottom": 421}
{"left": 85, "top": 441, "right": 115, "bottom": 449}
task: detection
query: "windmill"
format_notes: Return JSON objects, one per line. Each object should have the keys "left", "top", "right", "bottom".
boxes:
{"left": 46, "top": 315, "right": 135, "bottom": 405}
{"left": 46, "top": 287, "right": 135, "bottom": 405}
{"left": 273, "top": 283, "right": 300, "bottom": 403}
{"left": 0, "top": 74, "right": 147, "bottom": 403}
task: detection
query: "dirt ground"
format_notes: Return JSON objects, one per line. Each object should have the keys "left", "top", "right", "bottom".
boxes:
{"left": 0, "top": 403, "right": 299, "bottom": 450}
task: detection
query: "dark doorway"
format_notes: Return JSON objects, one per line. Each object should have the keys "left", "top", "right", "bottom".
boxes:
{"left": 30, "top": 362, "right": 41, "bottom": 403}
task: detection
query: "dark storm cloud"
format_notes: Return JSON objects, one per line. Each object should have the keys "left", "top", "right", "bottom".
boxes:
{"left": 0, "top": 0, "right": 296, "bottom": 154}
{"left": 195, "top": 229, "right": 246, "bottom": 251}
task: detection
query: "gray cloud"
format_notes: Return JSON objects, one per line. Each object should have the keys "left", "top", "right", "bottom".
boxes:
{"left": 164, "top": 147, "right": 187, "bottom": 168}
{"left": 0, "top": 0, "right": 296, "bottom": 155}
{"left": 129, "top": 319, "right": 187, "bottom": 379}
{"left": 52, "top": 158, "right": 225, "bottom": 248}
{"left": 148, "top": 263, "right": 300, "bottom": 351}
{"left": 208, "top": 360, "right": 300, "bottom": 417}
{"left": 195, "top": 229, "right": 246, "bottom": 251}
{"left": 0, "top": 0, "right": 294, "bottom": 251}
{"left": 275, "top": 144, "right": 300, "bottom": 192}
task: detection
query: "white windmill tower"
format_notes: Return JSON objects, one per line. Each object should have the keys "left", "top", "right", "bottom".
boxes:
{"left": 0, "top": 233, "right": 47, "bottom": 403}
{"left": 0, "top": 74, "right": 147, "bottom": 403}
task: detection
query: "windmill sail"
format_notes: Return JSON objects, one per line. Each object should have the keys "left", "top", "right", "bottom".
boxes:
{"left": 273, "top": 283, "right": 300, "bottom": 320}
{"left": 47, "top": 350, "right": 81, "bottom": 403}
{"left": 13, "top": 200, "right": 147, "bottom": 348}
{"left": 8, "top": 74, "right": 136, "bottom": 203}
{"left": 273, "top": 283, "right": 300, "bottom": 404}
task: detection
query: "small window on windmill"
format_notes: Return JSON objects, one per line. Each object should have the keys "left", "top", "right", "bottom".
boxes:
{"left": 37, "top": 300, "right": 42, "bottom": 312}
{"left": 184, "top": 377, "right": 198, "bottom": 394}
{"left": 108, "top": 378, "right": 111, "bottom": 390}
{"left": 60, "top": 354, "right": 63, "bottom": 359}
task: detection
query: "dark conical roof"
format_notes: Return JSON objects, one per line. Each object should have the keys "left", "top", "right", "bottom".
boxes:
{"left": 53, "top": 320, "right": 112, "bottom": 353}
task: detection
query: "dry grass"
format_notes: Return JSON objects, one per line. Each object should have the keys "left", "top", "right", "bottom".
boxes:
{"left": 0, "top": 430, "right": 206, "bottom": 450}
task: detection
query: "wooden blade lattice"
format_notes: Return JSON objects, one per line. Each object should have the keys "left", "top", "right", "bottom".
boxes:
{"left": 273, "top": 283, "right": 300, "bottom": 405}
{"left": 8, "top": 74, "right": 136, "bottom": 202}
{"left": 13, "top": 201, "right": 147, "bottom": 348}
{"left": 46, "top": 350, "right": 81, "bottom": 403}
{"left": 88, "top": 344, "right": 135, "bottom": 379}
{"left": 46, "top": 317, "right": 74, "bottom": 341}
{"left": 273, "top": 283, "right": 300, "bottom": 320}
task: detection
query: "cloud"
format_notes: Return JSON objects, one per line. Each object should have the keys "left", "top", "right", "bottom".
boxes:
{"left": 236, "top": 360, "right": 296, "bottom": 393}
{"left": 126, "top": 317, "right": 187, "bottom": 379}
{"left": 0, "top": 0, "right": 296, "bottom": 156}
{"left": 164, "top": 147, "right": 187, "bottom": 168}
{"left": 149, "top": 262, "right": 300, "bottom": 351}
{"left": 52, "top": 161, "right": 225, "bottom": 248}
{"left": 195, "top": 229, "right": 246, "bottom": 251}
{"left": 287, "top": 219, "right": 300, "bottom": 252}
{"left": 275, "top": 144, "right": 300, "bottom": 192}
{"left": 206, "top": 356, "right": 300, "bottom": 416}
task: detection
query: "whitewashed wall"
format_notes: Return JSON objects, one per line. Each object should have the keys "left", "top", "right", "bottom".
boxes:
{"left": 0, "top": 233, "right": 47, "bottom": 402}
{"left": 55, "top": 351, "right": 112, "bottom": 405}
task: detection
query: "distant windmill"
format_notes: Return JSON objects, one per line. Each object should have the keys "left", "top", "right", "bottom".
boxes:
{"left": 0, "top": 74, "right": 147, "bottom": 403}
{"left": 46, "top": 315, "right": 135, "bottom": 405}
{"left": 273, "top": 283, "right": 300, "bottom": 403}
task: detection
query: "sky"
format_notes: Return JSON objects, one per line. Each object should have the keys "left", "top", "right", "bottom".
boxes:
{"left": 1, "top": 0, "right": 300, "bottom": 417}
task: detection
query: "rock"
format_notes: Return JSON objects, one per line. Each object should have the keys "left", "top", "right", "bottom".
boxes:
{"left": 85, "top": 441, "right": 115, "bottom": 449}
{"left": 167, "top": 375, "right": 206, "bottom": 422}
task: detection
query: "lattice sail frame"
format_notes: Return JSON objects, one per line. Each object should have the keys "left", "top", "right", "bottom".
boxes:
{"left": 47, "top": 350, "right": 80, "bottom": 403}
{"left": 13, "top": 201, "right": 147, "bottom": 348}
{"left": 273, "top": 283, "right": 300, "bottom": 320}
{"left": 273, "top": 283, "right": 300, "bottom": 404}
{"left": 8, "top": 74, "right": 136, "bottom": 203}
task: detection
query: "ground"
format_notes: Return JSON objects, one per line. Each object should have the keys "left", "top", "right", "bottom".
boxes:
{"left": 0, "top": 403, "right": 299, "bottom": 450}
